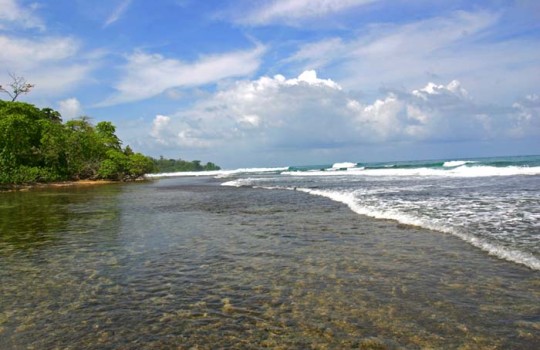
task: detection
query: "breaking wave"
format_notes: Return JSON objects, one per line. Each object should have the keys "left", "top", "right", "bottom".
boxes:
{"left": 282, "top": 165, "right": 540, "bottom": 178}
{"left": 296, "top": 187, "right": 540, "bottom": 271}
{"left": 146, "top": 167, "right": 288, "bottom": 179}
{"left": 442, "top": 160, "right": 477, "bottom": 167}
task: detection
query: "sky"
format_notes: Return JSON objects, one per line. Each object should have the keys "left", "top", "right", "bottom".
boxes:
{"left": 1, "top": 0, "right": 539, "bottom": 168}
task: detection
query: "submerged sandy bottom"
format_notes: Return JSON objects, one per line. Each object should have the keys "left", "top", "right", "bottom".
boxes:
{"left": 0, "top": 177, "right": 538, "bottom": 349}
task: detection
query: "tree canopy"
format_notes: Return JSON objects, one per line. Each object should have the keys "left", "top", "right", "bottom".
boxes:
{"left": 0, "top": 100, "right": 221, "bottom": 186}
{"left": 0, "top": 100, "right": 154, "bottom": 184}
{"left": 151, "top": 157, "right": 221, "bottom": 173}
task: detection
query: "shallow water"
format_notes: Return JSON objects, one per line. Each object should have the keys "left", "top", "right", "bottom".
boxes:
{"left": 1, "top": 177, "right": 539, "bottom": 349}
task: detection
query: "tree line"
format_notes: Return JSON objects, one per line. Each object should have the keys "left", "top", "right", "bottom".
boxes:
{"left": 0, "top": 100, "right": 220, "bottom": 186}
{"left": 152, "top": 157, "right": 220, "bottom": 173}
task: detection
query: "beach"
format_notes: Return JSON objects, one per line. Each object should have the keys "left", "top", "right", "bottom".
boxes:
{"left": 0, "top": 179, "right": 119, "bottom": 193}
{"left": 0, "top": 176, "right": 538, "bottom": 349}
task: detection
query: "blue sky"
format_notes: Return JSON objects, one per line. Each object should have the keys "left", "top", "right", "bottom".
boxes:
{"left": 1, "top": 0, "right": 539, "bottom": 168}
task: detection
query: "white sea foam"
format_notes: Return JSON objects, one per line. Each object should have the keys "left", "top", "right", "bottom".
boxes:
{"left": 221, "top": 178, "right": 297, "bottom": 192}
{"left": 221, "top": 178, "right": 256, "bottom": 187}
{"left": 295, "top": 187, "right": 540, "bottom": 271}
{"left": 331, "top": 162, "right": 357, "bottom": 169}
{"left": 146, "top": 167, "right": 288, "bottom": 179}
{"left": 283, "top": 165, "right": 540, "bottom": 178}
{"left": 443, "top": 160, "right": 476, "bottom": 167}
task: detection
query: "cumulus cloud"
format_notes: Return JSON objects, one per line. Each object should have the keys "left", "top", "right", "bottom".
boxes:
{"left": 0, "top": 0, "right": 44, "bottom": 30}
{"left": 151, "top": 115, "right": 172, "bottom": 144}
{"left": 101, "top": 45, "right": 265, "bottom": 106}
{"left": 232, "top": 0, "right": 378, "bottom": 26}
{"left": 58, "top": 98, "right": 83, "bottom": 120}
{"left": 510, "top": 94, "right": 540, "bottom": 137}
{"left": 149, "top": 70, "right": 350, "bottom": 150}
{"left": 148, "top": 71, "right": 540, "bottom": 164}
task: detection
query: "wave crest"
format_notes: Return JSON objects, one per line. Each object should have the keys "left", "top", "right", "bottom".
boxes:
{"left": 443, "top": 160, "right": 476, "bottom": 167}
{"left": 146, "top": 167, "right": 288, "bottom": 179}
{"left": 296, "top": 187, "right": 540, "bottom": 270}
{"left": 282, "top": 165, "right": 540, "bottom": 178}
{"left": 331, "top": 162, "right": 357, "bottom": 169}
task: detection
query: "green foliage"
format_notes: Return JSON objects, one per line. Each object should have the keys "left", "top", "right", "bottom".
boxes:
{"left": 96, "top": 121, "right": 122, "bottom": 150}
{"left": 0, "top": 100, "right": 218, "bottom": 185}
{"left": 39, "top": 120, "right": 69, "bottom": 176}
{"left": 151, "top": 156, "right": 221, "bottom": 173}
{"left": 0, "top": 101, "right": 154, "bottom": 184}
{"left": 98, "top": 150, "right": 128, "bottom": 180}
{"left": 96, "top": 149, "right": 154, "bottom": 181}
{"left": 127, "top": 153, "right": 155, "bottom": 179}
{"left": 64, "top": 118, "right": 104, "bottom": 179}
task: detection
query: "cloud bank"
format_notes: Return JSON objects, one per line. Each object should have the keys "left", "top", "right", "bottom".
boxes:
{"left": 287, "top": 10, "right": 540, "bottom": 103}
{"left": 149, "top": 71, "right": 539, "bottom": 165}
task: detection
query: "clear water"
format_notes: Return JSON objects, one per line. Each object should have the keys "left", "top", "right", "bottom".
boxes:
{"left": 1, "top": 170, "right": 539, "bottom": 349}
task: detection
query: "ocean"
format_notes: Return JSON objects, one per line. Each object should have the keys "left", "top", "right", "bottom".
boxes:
{"left": 1, "top": 155, "right": 539, "bottom": 348}
{"left": 158, "top": 155, "right": 540, "bottom": 271}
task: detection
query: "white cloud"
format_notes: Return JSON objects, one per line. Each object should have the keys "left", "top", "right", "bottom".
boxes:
{"left": 510, "top": 94, "right": 540, "bottom": 137}
{"left": 149, "top": 70, "right": 348, "bottom": 150}
{"left": 101, "top": 45, "right": 265, "bottom": 106}
{"left": 282, "top": 70, "right": 341, "bottom": 89}
{"left": 0, "top": 0, "right": 44, "bottom": 30}
{"left": 32, "top": 65, "right": 92, "bottom": 93}
{"left": 0, "top": 35, "right": 94, "bottom": 97}
{"left": 285, "top": 37, "right": 344, "bottom": 67}
{"left": 0, "top": 1, "right": 98, "bottom": 100}
{"left": 148, "top": 71, "right": 540, "bottom": 165}
{"left": 234, "top": 0, "right": 378, "bottom": 26}
{"left": 0, "top": 35, "right": 79, "bottom": 69}
{"left": 103, "top": 0, "right": 132, "bottom": 27}
{"left": 287, "top": 10, "right": 540, "bottom": 104}
{"left": 58, "top": 98, "right": 82, "bottom": 120}
{"left": 151, "top": 115, "right": 172, "bottom": 144}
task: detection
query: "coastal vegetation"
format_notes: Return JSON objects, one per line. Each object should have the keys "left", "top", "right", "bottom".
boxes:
{"left": 0, "top": 99, "right": 221, "bottom": 186}
{"left": 151, "top": 157, "right": 221, "bottom": 173}
{"left": 0, "top": 100, "right": 155, "bottom": 185}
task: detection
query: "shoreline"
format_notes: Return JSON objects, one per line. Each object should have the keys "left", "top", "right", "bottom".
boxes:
{"left": 0, "top": 179, "right": 121, "bottom": 192}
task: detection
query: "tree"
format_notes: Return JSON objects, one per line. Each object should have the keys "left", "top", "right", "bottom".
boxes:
{"left": 150, "top": 156, "right": 220, "bottom": 173}
{"left": 126, "top": 153, "right": 155, "bottom": 179}
{"left": 96, "top": 121, "right": 121, "bottom": 150}
{"left": 98, "top": 149, "right": 128, "bottom": 180}
{"left": 0, "top": 73, "right": 35, "bottom": 102}
{"left": 64, "top": 118, "right": 103, "bottom": 179}
{"left": 0, "top": 99, "right": 216, "bottom": 185}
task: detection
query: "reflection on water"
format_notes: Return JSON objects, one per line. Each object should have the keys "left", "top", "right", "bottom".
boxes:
{"left": 0, "top": 178, "right": 539, "bottom": 349}
{"left": 0, "top": 185, "right": 122, "bottom": 251}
